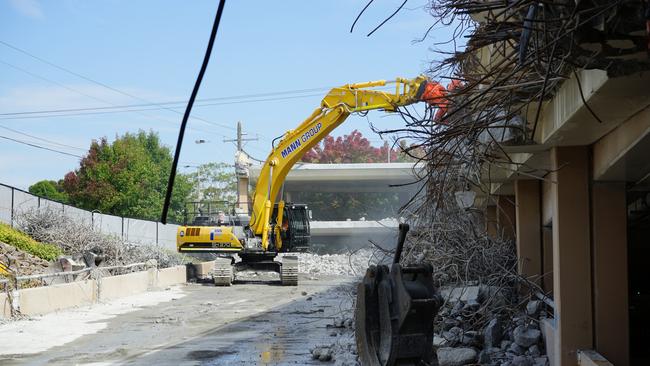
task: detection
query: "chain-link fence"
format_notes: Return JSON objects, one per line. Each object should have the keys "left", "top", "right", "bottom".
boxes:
{"left": 0, "top": 183, "right": 179, "bottom": 250}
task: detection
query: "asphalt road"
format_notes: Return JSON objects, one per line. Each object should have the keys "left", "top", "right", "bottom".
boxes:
{"left": 0, "top": 274, "right": 358, "bottom": 366}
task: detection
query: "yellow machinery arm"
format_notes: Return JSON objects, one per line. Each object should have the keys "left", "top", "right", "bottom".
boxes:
{"left": 249, "top": 75, "right": 436, "bottom": 251}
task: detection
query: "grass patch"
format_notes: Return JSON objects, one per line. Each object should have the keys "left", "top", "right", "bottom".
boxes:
{"left": 0, "top": 223, "right": 62, "bottom": 261}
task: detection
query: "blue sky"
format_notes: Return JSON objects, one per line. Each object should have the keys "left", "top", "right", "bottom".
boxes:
{"left": 0, "top": 0, "right": 452, "bottom": 189}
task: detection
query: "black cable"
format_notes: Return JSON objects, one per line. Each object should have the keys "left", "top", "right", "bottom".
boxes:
{"left": 161, "top": 0, "right": 226, "bottom": 224}
{"left": 350, "top": 0, "right": 375, "bottom": 33}
{"left": 366, "top": 0, "right": 408, "bottom": 37}
{"left": 0, "top": 134, "right": 82, "bottom": 158}
{"left": 573, "top": 70, "right": 604, "bottom": 124}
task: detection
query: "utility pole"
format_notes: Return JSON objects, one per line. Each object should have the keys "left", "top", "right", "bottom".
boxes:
{"left": 224, "top": 122, "right": 258, "bottom": 214}
{"left": 224, "top": 121, "right": 258, "bottom": 153}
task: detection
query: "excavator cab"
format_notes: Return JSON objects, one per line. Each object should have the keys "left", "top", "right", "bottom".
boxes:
{"left": 271, "top": 203, "right": 310, "bottom": 252}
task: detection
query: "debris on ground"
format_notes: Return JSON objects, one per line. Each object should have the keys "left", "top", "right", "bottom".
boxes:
{"left": 282, "top": 248, "right": 380, "bottom": 276}
{"left": 0, "top": 241, "right": 51, "bottom": 276}
{"left": 15, "top": 208, "right": 186, "bottom": 268}
{"left": 308, "top": 283, "right": 360, "bottom": 366}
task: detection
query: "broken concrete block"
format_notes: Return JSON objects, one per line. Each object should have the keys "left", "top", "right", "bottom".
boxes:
{"left": 443, "top": 326, "right": 463, "bottom": 345}
{"left": 511, "top": 355, "right": 533, "bottom": 366}
{"left": 433, "top": 335, "right": 448, "bottom": 347}
{"left": 59, "top": 256, "right": 86, "bottom": 271}
{"left": 436, "top": 347, "right": 477, "bottom": 366}
{"left": 478, "top": 349, "right": 491, "bottom": 364}
{"left": 513, "top": 325, "right": 541, "bottom": 348}
{"left": 501, "top": 340, "right": 512, "bottom": 350}
{"left": 442, "top": 318, "right": 459, "bottom": 331}
{"left": 483, "top": 318, "right": 503, "bottom": 348}
{"left": 533, "top": 356, "right": 549, "bottom": 366}
{"left": 528, "top": 344, "right": 541, "bottom": 358}
{"left": 461, "top": 330, "right": 482, "bottom": 347}
{"left": 526, "top": 300, "right": 541, "bottom": 317}
{"left": 462, "top": 300, "right": 480, "bottom": 313}
{"left": 193, "top": 261, "right": 215, "bottom": 280}
{"left": 508, "top": 342, "right": 526, "bottom": 355}
{"left": 478, "top": 285, "right": 511, "bottom": 308}
{"left": 318, "top": 348, "right": 332, "bottom": 362}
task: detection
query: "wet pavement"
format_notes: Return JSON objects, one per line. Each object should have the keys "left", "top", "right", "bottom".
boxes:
{"left": 1, "top": 274, "right": 357, "bottom": 365}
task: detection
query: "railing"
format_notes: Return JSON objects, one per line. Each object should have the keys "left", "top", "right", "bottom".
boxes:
{"left": 0, "top": 262, "right": 148, "bottom": 287}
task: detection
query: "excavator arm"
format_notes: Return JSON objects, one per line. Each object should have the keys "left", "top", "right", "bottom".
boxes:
{"left": 249, "top": 75, "right": 447, "bottom": 251}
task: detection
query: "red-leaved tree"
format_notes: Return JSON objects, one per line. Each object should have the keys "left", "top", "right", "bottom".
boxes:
{"left": 301, "top": 130, "right": 403, "bottom": 163}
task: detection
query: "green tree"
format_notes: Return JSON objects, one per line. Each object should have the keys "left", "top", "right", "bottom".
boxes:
{"left": 186, "top": 162, "right": 237, "bottom": 205}
{"left": 28, "top": 180, "right": 69, "bottom": 203}
{"left": 61, "top": 130, "right": 192, "bottom": 222}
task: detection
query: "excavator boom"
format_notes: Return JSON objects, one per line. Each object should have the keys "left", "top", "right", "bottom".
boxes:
{"left": 249, "top": 75, "right": 445, "bottom": 250}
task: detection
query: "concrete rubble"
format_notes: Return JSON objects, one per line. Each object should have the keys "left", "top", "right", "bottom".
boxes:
{"left": 283, "top": 248, "right": 378, "bottom": 276}
{"left": 0, "top": 241, "right": 50, "bottom": 276}
{"left": 434, "top": 284, "right": 550, "bottom": 366}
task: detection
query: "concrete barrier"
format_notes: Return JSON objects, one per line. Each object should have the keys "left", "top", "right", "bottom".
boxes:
{"left": 19, "top": 279, "right": 96, "bottom": 315}
{"left": 157, "top": 266, "right": 186, "bottom": 288}
{"left": 0, "top": 292, "right": 10, "bottom": 318}
{"left": 100, "top": 271, "right": 149, "bottom": 301}
{"left": 0, "top": 264, "right": 189, "bottom": 319}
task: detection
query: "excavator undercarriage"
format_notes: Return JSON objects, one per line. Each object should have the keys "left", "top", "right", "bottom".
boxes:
{"left": 211, "top": 253, "right": 298, "bottom": 286}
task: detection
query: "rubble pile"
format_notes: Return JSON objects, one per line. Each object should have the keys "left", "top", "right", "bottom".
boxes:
{"left": 435, "top": 285, "right": 549, "bottom": 366}
{"left": 401, "top": 207, "right": 516, "bottom": 287}
{"left": 286, "top": 249, "right": 379, "bottom": 276}
{"left": 0, "top": 241, "right": 50, "bottom": 276}
{"left": 15, "top": 208, "right": 186, "bottom": 268}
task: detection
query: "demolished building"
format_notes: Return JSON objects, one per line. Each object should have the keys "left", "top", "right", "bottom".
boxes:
{"left": 394, "top": 1, "right": 650, "bottom": 365}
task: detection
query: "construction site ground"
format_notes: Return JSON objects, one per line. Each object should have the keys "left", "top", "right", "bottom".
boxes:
{"left": 0, "top": 274, "right": 357, "bottom": 365}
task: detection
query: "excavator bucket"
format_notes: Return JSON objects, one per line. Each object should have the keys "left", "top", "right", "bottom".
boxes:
{"left": 355, "top": 224, "right": 443, "bottom": 366}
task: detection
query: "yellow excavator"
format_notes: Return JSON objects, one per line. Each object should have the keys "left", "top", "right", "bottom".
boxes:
{"left": 175, "top": 75, "right": 446, "bottom": 286}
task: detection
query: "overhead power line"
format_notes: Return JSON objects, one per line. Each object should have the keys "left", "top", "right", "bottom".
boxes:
{"left": 0, "top": 58, "right": 230, "bottom": 139}
{"left": 0, "top": 87, "right": 332, "bottom": 117}
{"left": 0, "top": 92, "right": 324, "bottom": 120}
{"left": 0, "top": 134, "right": 82, "bottom": 158}
{"left": 0, "top": 39, "right": 237, "bottom": 132}
{"left": 0, "top": 124, "right": 86, "bottom": 151}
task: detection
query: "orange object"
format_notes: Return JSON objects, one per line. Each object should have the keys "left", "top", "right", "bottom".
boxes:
{"left": 421, "top": 81, "right": 447, "bottom": 106}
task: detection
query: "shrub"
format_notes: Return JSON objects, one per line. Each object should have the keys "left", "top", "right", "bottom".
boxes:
{"left": 0, "top": 223, "right": 62, "bottom": 261}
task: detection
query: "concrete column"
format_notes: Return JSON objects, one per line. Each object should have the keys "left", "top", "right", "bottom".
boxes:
{"left": 551, "top": 146, "right": 593, "bottom": 366}
{"left": 592, "top": 182, "right": 629, "bottom": 366}
{"left": 542, "top": 226, "right": 554, "bottom": 294}
{"left": 237, "top": 176, "right": 249, "bottom": 213}
{"left": 485, "top": 206, "right": 498, "bottom": 237}
{"left": 515, "top": 180, "right": 542, "bottom": 286}
{"left": 497, "top": 195, "right": 516, "bottom": 239}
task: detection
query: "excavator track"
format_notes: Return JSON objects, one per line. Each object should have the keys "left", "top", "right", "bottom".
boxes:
{"left": 212, "top": 258, "right": 233, "bottom": 286}
{"left": 280, "top": 255, "right": 298, "bottom": 286}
